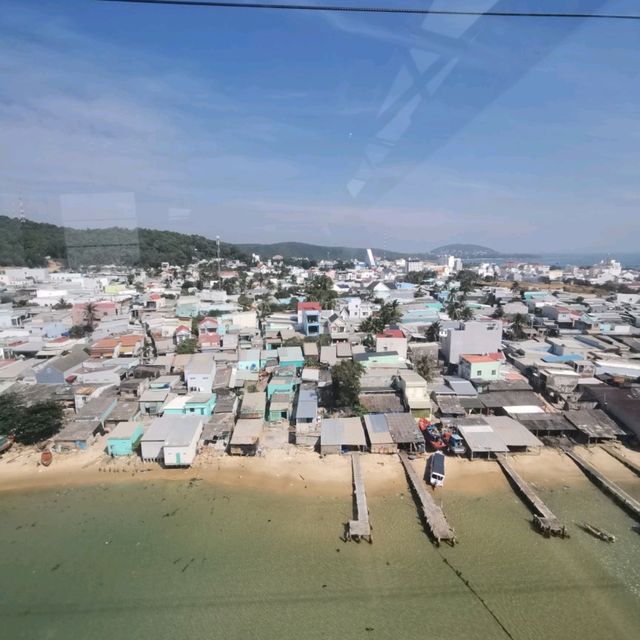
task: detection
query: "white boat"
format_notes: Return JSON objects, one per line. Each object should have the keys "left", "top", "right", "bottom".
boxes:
{"left": 428, "top": 451, "right": 445, "bottom": 488}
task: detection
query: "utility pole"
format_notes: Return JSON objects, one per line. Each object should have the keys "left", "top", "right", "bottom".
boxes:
{"left": 216, "top": 235, "right": 221, "bottom": 287}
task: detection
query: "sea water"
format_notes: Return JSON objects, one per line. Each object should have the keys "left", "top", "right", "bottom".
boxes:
{"left": 1, "top": 476, "right": 639, "bottom": 640}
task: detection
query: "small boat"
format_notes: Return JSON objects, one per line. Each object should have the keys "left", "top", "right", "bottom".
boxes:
{"left": 426, "top": 426, "right": 446, "bottom": 451}
{"left": 0, "top": 434, "right": 15, "bottom": 455}
{"left": 579, "top": 522, "right": 615, "bottom": 543}
{"left": 40, "top": 450, "right": 53, "bottom": 467}
{"left": 444, "top": 431, "right": 467, "bottom": 456}
{"left": 428, "top": 451, "right": 446, "bottom": 487}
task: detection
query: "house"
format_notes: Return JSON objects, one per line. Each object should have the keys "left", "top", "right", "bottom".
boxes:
{"left": 459, "top": 353, "right": 504, "bottom": 382}
{"left": 277, "top": 346, "right": 305, "bottom": 369}
{"left": 297, "top": 301, "right": 321, "bottom": 336}
{"left": 384, "top": 413, "right": 425, "bottom": 452}
{"left": 363, "top": 414, "right": 398, "bottom": 454}
{"left": 198, "top": 317, "right": 218, "bottom": 335}
{"left": 267, "top": 368, "right": 298, "bottom": 399}
{"left": 237, "top": 348, "right": 261, "bottom": 372}
{"left": 229, "top": 418, "right": 262, "bottom": 455}
{"left": 184, "top": 353, "right": 216, "bottom": 392}
{"left": 302, "top": 341, "right": 319, "bottom": 361}
{"left": 53, "top": 420, "right": 102, "bottom": 452}
{"left": 320, "top": 345, "right": 337, "bottom": 366}
{"left": 140, "top": 415, "right": 203, "bottom": 465}
{"left": 35, "top": 346, "right": 90, "bottom": 384}
{"left": 267, "top": 392, "right": 292, "bottom": 423}
{"left": 294, "top": 387, "right": 319, "bottom": 446}
{"left": 107, "top": 421, "right": 145, "bottom": 456}
{"left": 75, "top": 394, "right": 118, "bottom": 429}
{"left": 174, "top": 325, "right": 192, "bottom": 344}
{"left": 72, "top": 301, "right": 118, "bottom": 325}
{"left": 396, "top": 370, "right": 431, "bottom": 418}
{"left": 354, "top": 351, "right": 400, "bottom": 367}
{"left": 163, "top": 416, "right": 204, "bottom": 466}
{"left": 139, "top": 388, "right": 174, "bottom": 416}
{"left": 199, "top": 333, "right": 221, "bottom": 351}
{"left": 89, "top": 337, "right": 120, "bottom": 359}
{"left": 441, "top": 320, "right": 503, "bottom": 365}
{"left": 320, "top": 417, "right": 367, "bottom": 455}
{"left": 239, "top": 391, "right": 266, "bottom": 420}
{"left": 163, "top": 393, "right": 217, "bottom": 417}
{"left": 376, "top": 329, "right": 408, "bottom": 360}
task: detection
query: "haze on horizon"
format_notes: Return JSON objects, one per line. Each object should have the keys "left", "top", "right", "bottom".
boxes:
{"left": 1, "top": 0, "right": 640, "bottom": 254}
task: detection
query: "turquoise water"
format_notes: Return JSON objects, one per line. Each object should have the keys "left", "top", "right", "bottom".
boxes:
{"left": 1, "top": 475, "right": 639, "bottom": 640}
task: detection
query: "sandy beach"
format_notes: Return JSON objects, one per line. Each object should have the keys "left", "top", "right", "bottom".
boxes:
{"left": 3, "top": 436, "right": 639, "bottom": 498}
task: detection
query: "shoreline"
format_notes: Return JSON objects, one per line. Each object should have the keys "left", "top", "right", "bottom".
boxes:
{"left": 3, "top": 444, "right": 638, "bottom": 498}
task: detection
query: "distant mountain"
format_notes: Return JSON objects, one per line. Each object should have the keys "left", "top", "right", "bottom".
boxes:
{"left": 0, "top": 215, "right": 514, "bottom": 268}
{"left": 430, "top": 243, "right": 502, "bottom": 259}
{"left": 236, "top": 241, "right": 410, "bottom": 262}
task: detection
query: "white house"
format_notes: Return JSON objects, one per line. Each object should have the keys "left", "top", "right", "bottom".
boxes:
{"left": 140, "top": 415, "right": 203, "bottom": 466}
{"left": 184, "top": 353, "right": 216, "bottom": 392}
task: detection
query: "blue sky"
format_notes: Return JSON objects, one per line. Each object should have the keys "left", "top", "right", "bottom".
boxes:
{"left": 1, "top": 0, "right": 640, "bottom": 253}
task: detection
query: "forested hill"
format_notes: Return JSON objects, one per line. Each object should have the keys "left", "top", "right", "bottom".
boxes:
{"left": 0, "top": 216, "right": 247, "bottom": 268}
{"left": 0, "top": 215, "right": 509, "bottom": 268}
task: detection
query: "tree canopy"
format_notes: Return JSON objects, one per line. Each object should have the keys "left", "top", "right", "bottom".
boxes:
{"left": 331, "top": 360, "right": 364, "bottom": 409}
{"left": 0, "top": 394, "right": 64, "bottom": 445}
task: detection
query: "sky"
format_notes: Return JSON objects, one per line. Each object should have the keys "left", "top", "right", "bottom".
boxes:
{"left": 1, "top": 0, "right": 640, "bottom": 253}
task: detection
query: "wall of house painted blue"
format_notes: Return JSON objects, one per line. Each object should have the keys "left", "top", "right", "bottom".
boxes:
{"left": 107, "top": 425, "right": 144, "bottom": 456}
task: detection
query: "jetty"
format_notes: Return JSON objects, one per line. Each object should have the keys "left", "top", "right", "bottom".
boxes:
{"left": 496, "top": 454, "right": 567, "bottom": 537}
{"left": 398, "top": 452, "right": 456, "bottom": 545}
{"left": 346, "top": 453, "right": 372, "bottom": 543}
{"left": 563, "top": 447, "right": 640, "bottom": 522}
{"left": 601, "top": 444, "right": 640, "bottom": 477}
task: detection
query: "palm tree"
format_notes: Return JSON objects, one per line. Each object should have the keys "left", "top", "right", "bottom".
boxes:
{"left": 511, "top": 313, "right": 527, "bottom": 340}
{"left": 84, "top": 302, "right": 99, "bottom": 331}
{"left": 425, "top": 321, "right": 440, "bottom": 342}
{"left": 460, "top": 306, "right": 474, "bottom": 321}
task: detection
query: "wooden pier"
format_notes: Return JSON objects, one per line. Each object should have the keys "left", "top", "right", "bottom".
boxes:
{"left": 346, "top": 453, "right": 372, "bottom": 543}
{"left": 563, "top": 447, "right": 640, "bottom": 522}
{"left": 496, "top": 454, "right": 567, "bottom": 537}
{"left": 398, "top": 452, "right": 456, "bottom": 545}
{"left": 601, "top": 444, "right": 640, "bottom": 478}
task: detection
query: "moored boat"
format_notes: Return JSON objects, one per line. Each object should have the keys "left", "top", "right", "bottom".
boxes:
{"left": 428, "top": 451, "right": 446, "bottom": 487}
{"left": 0, "top": 434, "right": 15, "bottom": 455}
{"left": 426, "top": 425, "right": 446, "bottom": 451}
{"left": 40, "top": 450, "right": 53, "bottom": 467}
{"left": 444, "top": 431, "right": 467, "bottom": 456}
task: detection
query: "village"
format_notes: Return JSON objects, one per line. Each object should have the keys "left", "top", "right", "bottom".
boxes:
{"left": 2, "top": 250, "right": 640, "bottom": 542}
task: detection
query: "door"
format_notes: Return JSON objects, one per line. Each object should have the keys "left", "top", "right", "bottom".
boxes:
{"left": 176, "top": 452, "right": 181, "bottom": 465}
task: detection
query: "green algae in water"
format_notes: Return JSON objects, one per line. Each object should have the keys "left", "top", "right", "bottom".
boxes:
{"left": 1, "top": 480, "right": 639, "bottom": 640}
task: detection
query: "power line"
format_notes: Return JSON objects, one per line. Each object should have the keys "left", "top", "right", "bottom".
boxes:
{"left": 98, "top": 0, "right": 640, "bottom": 21}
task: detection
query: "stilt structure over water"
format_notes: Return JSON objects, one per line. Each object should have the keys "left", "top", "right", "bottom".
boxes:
{"left": 601, "top": 444, "right": 640, "bottom": 478}
{"left": 563, "top": 447, "right": 640, "bottom": 522}
{"left": 346, "top": 453, "right": 372, "bottom": 543}
{"left": 398, "top": 452, "right": 456, "bottom": 545}
{"left": 495, "top": 454, "right": 567, "bottom": 538}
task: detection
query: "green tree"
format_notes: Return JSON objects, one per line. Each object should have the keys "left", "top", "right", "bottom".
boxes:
{"left": 176, "top": 338, "right": 197, "bottom": 354}
{"left": 492, "top": 305, "right": 505, "bottom": 319}
{"left": 68, "top": 324, "right": 90, "bottom": 339}
{"left": 0, "top": 394, "right": 64, "bottom": 445}
{"left": 238, "top": 294, "right": 253, "bottom": 311}
{"left": 460, "top": 306, "right": 474, "bottom": 321}
{"left": 425, "top": 321, "right": 440, "bottom": 342}
{"left": 84, "top": 302, "right": 99, "bottom": 331}
{"left": 331, "top": 360, "right": 364, "bottom": 409}
{"left": 510, "top": 313, "right": 527, "bottom": 340}
{"left": 53, "top": 297, "right": 72, "bottom": 310}
{"left": 304, "top": 275, "right": 337, "bottom": 310}
{"left": 413, "top": 354, "right": 438, "bottom": 383}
